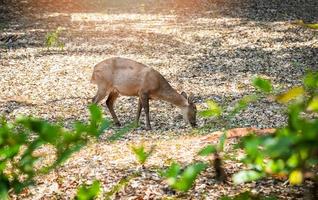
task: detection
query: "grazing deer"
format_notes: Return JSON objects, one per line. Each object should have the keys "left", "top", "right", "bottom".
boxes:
{"left": 91, "top": 57, "right": 197, "bottom": 130}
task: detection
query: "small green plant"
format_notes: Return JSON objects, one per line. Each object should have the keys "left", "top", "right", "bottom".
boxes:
{"left": 199, "top": 100, "right": 222, "bottom": 118}
{"left": 162, "top": 162, "right": 207, "bottom": 192}
{"left": 294, "top": 20, "right": 318, "bottom": 30}
{"left": 45, "top": 27, "right": 65, "bottom": 50}
{"left": 198, "top": 77, "right": 270, "bottom": 128}
{"left": 131, "top": 144, "right": 155, "bottom": 167}
{"left": 198, "top": 133, "right": 228, "bottom": 182}
{"left": 252, "top": 77, "right": 273, "bottom": 93}
{"left": 76, "top": 180, "right": 101, "bottom": 200}
{"left": 198, "top": 132, "right": 227, "bottom": 156}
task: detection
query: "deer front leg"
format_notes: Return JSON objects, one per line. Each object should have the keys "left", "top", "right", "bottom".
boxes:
{"left": 92, "top": 86, "right": 107, "bottom": 104}
{"left": 140, "top": 92, "right": 151, "bottom": 130}
{"left": 135, "top": 98, "right": 142, "bottom": 126}
{"left": 106, "top": 91, "right": 121, "bottom": 126}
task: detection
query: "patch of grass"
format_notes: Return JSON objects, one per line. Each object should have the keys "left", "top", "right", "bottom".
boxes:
{"left": 45, "top": 27, "right": 65, "bottom": 50}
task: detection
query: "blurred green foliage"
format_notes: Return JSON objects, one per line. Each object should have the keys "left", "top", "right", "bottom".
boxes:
{"left": 198, "top": 132, "right": 227, "bottom": 156}
{"left": 0, "top": 104, "right": 108, "bottom": 199}
{"left": 252, "top": 77, "right": 272, "bottom": 93}
{"left": 198, "top": 144, "right": 217, "bottom": 156}
{"left": 162, "top": 162, "right": 207, "bottom": 192}
{"left": 199, "top": 71, "right": 318, "bottom": 195}
{"left": 76, "top": 180, "right": 101, "bottom": 200}
{"left": 236, "top": 72, "right": 318, "bottom": 185}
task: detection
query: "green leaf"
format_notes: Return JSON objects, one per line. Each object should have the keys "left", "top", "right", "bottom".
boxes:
{"left": 305, "top": 23, "right": 318, "bottom": 29}
{"left": 199, "top": 100, "right": 222, "bottom": 118}
{"left": 54, "top": 142, "right": 85, "bottom": 167}
{"left": 0, "top": 144, "right": 20, "bottom": 159}
{"left": 218, "top": 132, "right": 227, "bottom": 152}
{"left": 252, "top": 77, "right": 272, "bottom": 93}
{"left": 131, "top": 145, "right": 155, "bottom": 165}
{"left": 307, "top": 96, "right": 318, "bottom": 112}
{"left": 172, "top": 163, "right": 207, "bottom": 192}
{"left": 267, "top": 159, "right": 285, "bottom": 173}
{"left": 287, "top": 154, "right": 299, "bottom": 168}
{"left": 18, "top": 118, "right": 43, "bottom": 133}
{"left": 304, "top": 72, "right": 318, "bottom": 89}
{"left": 198, "top": 145, "right": 217, "bottom": 156}
{"left": 233, "top": 170, "right": 264, "bottom": 184}
{"left": 163, "top": 162, "right": 181, "bottom": 179}
{"left": 231, "top": 95, "right": 259, "bottom": 116}
{"left": 76, "top": 180, "right": 101, "bottom": 200}
{"left": 89, "top": 104, "right": 102, "bottom": 123}
{"left": 289, "top": 170, "right": 303, "bottom": 185}
{"left": 97, "top": 119, "right": 110, "bottom": 136}
{"left": 0, "top": 177, "right": 9, "bottom": 200}
{"left": 296, "top": 20, "right": 318, "bottom": 29}
{"left": 276, "top": 86, "right": 305, "bottom": 104}
{"left": 40, "top": 123, "right": 61, "bottom": 144}
{"left": 199, "top": 110, "right": 216, "bottom": 118}
{"left": 87, "top": 104, "right": 106, "bottom": 136}
{"left": 241, "top": 134, "right": 263, "bottom": 161}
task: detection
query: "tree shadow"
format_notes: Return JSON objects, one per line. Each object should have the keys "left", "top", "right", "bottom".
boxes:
{"left": 177, "top": 27, "right": 317, "bottom": 86}
{"left": 0, "top": 100, "right": 36, "bottom": 115}
{"left": 233, "top": 0, "right": 318, "bottom": 23}
{"left": 1, "top": 10, "right": 188, "bottom": 59}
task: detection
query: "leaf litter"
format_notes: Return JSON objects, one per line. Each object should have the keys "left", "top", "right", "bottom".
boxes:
{"left": 1, "top": 0, "right": 317, "bottom": 199}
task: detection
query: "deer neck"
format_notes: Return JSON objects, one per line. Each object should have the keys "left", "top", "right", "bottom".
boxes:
{"left": 159, "top": 87, "right": 188, "bottom": 108}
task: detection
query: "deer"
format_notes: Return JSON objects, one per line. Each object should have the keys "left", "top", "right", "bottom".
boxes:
{"left": 90, "top": 57, "right": 197, "bottom": 130}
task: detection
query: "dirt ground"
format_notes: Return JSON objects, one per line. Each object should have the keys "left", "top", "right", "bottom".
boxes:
{"left": 1, "top": 0, "right": 317, "bottom": 199}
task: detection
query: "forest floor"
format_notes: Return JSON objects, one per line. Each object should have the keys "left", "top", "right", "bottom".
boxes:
{"left": 1, "top": 0, "right": 317, "bottom": 199}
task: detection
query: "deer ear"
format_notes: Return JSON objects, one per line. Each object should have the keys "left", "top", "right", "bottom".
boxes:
{"left": 181, "top": 91, "right": 188, "bottom": 99}
{"left": 188, "top": 94, "right": 195, "bottom": 103}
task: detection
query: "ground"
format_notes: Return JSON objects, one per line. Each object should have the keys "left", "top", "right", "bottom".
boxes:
{"left": 0, "top": 0, "right": 317, "bottom": 199}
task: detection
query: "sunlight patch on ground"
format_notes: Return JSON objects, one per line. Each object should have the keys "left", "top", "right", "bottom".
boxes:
{"left": 70, "top": 13, "right": 176, "bottom": 22}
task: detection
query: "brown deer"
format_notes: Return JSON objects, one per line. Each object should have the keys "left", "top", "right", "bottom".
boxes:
{"left": 91, "top": 57, "right": 197, "bottom": 130}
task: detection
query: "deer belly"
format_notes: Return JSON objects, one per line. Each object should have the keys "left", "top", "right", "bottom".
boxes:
{"left": 113, "top": 76, "right": 142, "bottom": 96}
{"left": 113, "top": 85, "right": 139, "bottom": 96}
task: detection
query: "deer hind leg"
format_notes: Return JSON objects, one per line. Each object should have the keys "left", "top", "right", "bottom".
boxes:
{"left": 106, "top": 91, "right": 120, "bottom": 126}
{"left": 92, "top": 86, "right": 108, "bottom": 104}
{"left": 140, "top": 92, "right": 151, "bottom": 130}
